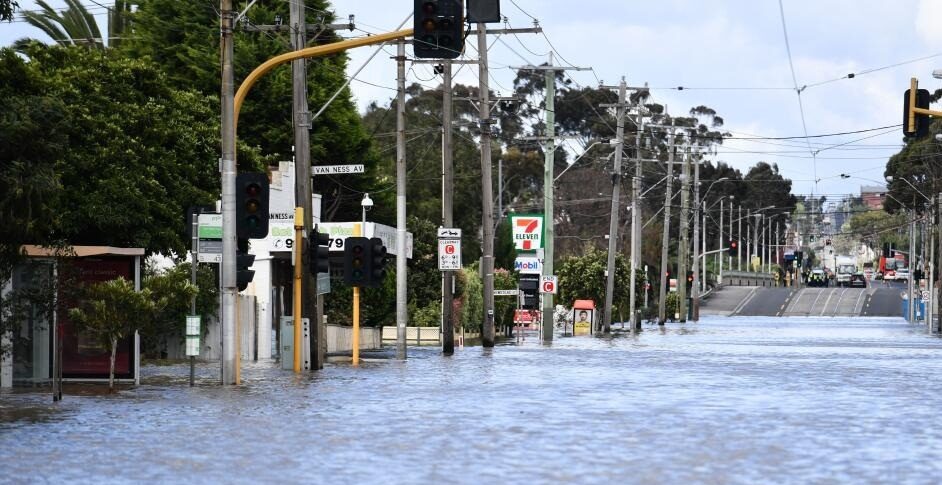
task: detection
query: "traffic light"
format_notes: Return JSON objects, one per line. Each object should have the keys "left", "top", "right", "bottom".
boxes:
{"left": 809, "top": 234, "right": 816, "bottom": 242}
{"left": 685, "top": 271, "right": 694, "bottom": 292}
{"left": 664, "top": 268, "right": 673, "bottom": 292}
{"left": 308, "top": 227, "right": 330, "bottom": 275}
{"left": 343, "top": 237, "right": 370, "bottom": 287}
{"left": 236, "top": 250, "right": 256, "bottom": 292}
{"left": 904, "top": 86, "right": 931, "bottom": 138}
{"left": 728, "top": 240, "right": 738, "bottom": 257}
{"left": 367, "top": 237, "right": 388, "bottom": 287}
{"left": 826, "top": 238, "right": 831, "bottom": 246}
{"left": 519, "top": 274, "right": 539, "bottom": 310}
{"left": 236, "top": 173, "right": 269, "bottom": 239}
{"left": 414, "top": 0, "right": 464, "bottom": 59}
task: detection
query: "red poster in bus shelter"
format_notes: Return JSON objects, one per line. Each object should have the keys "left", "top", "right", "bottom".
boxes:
{"left": 58, "top": 257, "right": 137, "bottom": 379}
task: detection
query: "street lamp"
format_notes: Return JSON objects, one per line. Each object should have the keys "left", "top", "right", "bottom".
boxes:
{"left": 361, "top": 192, "right": 373, "bottom": 226}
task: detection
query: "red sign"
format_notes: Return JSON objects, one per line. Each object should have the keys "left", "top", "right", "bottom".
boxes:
{"left": 513, "top": 309, "right": 541, "bottom": 324}
{"left": 541, "top": 280, "right": 555, "bottom": 293}
{"left": 59, "top": 257, "right": 136, "bottom": 379}
{"left": 444, "top": 244, "right": 455, "bottom": 254}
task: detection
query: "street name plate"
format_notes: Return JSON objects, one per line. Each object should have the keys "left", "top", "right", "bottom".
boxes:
{"left": 312, "top": 164, "right": 365, "bottom": 175}
{"left": 494, "top": 289, "right": 519, "bottom": 296}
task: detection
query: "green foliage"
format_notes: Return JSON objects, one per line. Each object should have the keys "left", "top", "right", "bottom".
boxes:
{"left": 68, "top": 277, "right": 155, "bottom": 389}
{"left": 846, "top": 209, "right": 907, "bottom": 251}
{"left": 493, "top": 268, "right": 516, "bottom": 328}
{"left": 459, "top": 265, "right": 483, "bottom": 333}
{"left": 0, "top": 45, "right": 255, "bottom": 256}
{"left": 0, "top": 1, "right": 18, "bottom": 22}
{"left": 141, "top": 262, "right": 216, "bottom": 357}
{"left": 557, "top": 246, "right": 641, "bottom": 314}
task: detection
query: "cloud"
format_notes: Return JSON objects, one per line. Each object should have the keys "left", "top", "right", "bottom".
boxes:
{"left": 916, "top": 0, "right": 942, "bottom": 47}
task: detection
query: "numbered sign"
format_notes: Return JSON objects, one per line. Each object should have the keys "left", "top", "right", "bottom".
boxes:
{"left": 438, "top": 227, "right": 461, "bottom": 271}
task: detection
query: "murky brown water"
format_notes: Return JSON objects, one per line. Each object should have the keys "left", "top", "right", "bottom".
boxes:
{"left": 2, "top": 317, "right": 941, "bottom": 484}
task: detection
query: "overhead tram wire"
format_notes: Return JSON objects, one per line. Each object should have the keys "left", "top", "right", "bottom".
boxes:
{"left": 777, "top": 0, "right": 817, "bottom": 194}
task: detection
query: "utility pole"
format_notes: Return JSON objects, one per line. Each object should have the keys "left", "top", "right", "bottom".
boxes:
{"left": 395, "top": 39, "right": 408, "bottom": 359}
{"left": 512, "top": 53, "right": 586, "bottom": 341}
{"left": 289, "top": 0, "right": 321, "bottom": 370}
{"left": 220, "top": 0, "right": 237, "bottom": 385}
{"left": 729, "top": 199, "right": 734, "bottom": 273}
{"left": 716, "top": 197, "right": 733, "bottom": 285}
{"left": 629, "top": 102, "right": 645, "bottom": 331}
{"left": 691, "top": 149, "right": 701, "bottom": 322}
{"left": 476, "top": 23, "right": 496, "bottom": 347}
{"left": 738, "top": 206, "right": 743, "bottom": 271}
{"left": 442, "top": 60, "right": 455, "bottom": 354}
{"left": 910, "top": 210, "right": 916, "bottom": 323}
{"left": 602, "top": 78, "right": 627, "bottom": 334}
{"left": 657, "top": 120, "right": 676, "bottom": 325}
{"left": 677, "top": 145, "right": 690, "bottom": 322}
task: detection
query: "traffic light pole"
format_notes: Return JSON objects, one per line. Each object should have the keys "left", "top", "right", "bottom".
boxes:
{"left": 395, "top": 38, "right": 409, "bottom": 359}
{"left": 442, "top": 60, "right": 455, "bottom": 355}
{"left": 657, "top": 121, "right": 676, "bottom": 325}
{"left": 220, "top": 0, "right": 238, "bottom": 385}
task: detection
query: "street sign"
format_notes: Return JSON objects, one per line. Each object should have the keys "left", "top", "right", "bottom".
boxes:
{"left": 494, "top": 289, "right": 519, "bottom": 296}
{"left": 541, "top": 275, "right": 558, "bottom": 294}
{"left": 438, "top": 228, "right": 462, "bottom": 271}
{"left": 317, "top": 273, "right": 331, "bottom": 295}
{"left": 311, "top": 164, "right": 364, "bottom": 175}
{"left": 197, "top": 213, "right": 222, "bottom": 263}
{"left": 318, "top": 222, "right": 413, "bottom": 258}
{"left": 921, "top": 290, "right": 930, "bottom": 303}
{"left": 438, "top": 240, "right": 461, "bottom": 270}
{"left": 185, "top": 315, "right": 201, "bottom": 357}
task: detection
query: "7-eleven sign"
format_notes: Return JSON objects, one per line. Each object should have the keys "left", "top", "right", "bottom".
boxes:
{"left": 510, "top": 214, "right": 544, "bottom": 251}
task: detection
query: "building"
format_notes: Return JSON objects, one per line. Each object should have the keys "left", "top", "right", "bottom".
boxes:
{"left": 860, "top": 185, "right": 886, "bottom": 210}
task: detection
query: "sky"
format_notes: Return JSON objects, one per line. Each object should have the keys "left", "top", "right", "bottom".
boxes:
{"left": 3, "top": 0, "right": 940, "bottom": 202}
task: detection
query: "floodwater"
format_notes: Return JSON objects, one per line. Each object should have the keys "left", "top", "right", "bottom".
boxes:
{"left": 3, "top": 317, "right": 942, "bottom": 484}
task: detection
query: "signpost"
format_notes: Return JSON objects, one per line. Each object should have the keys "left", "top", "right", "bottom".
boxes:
{"left": 541, "top": 275, "right": 558, "bottom": 294}
{"left": 311, "top": 164, "right": 365, "bottom": 175}
{"left": 437, "top": 228, "right": 461, "bottom": 271}
{"left": 197, "top": 213, "right": 223, "bottom": 263}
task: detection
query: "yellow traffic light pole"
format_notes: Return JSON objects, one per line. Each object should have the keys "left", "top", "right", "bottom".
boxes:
{"left": 234, "top": 29, "right": 413, "bottom": 129}
{"left": 229, "top": 29, "right": 412, "bottom": 376}
{"left": 908, "top": 77, "right": 942, "bottom": 132}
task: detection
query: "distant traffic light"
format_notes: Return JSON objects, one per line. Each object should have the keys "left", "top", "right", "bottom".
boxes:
{"left": 685, "top": 271, "right": 694, "bottom": 292}
{"left": 236, "top": 173, "right": 269, "bottom": 239}
{"left": 309, "top": 227, "right": 330, "bottom": 276}
{"left": 413, "top": 0, "right": 465, "bottom": 59}
{"left": 343, "top": 237, "right": 369, "bottom": 286}
{"left": 236, "top": 250, "right": 255, "bottom": 292}
{"left": 664, "top": 268, "right": 673, "bottom": 292}
{"left": 826, "top": 238, "right": 832, "bottom": 246}
{"left": 728, "top": 240, "right": 738, "bottom": 257}
{"left": 904, "top": 86, "right": 931, "bottom": 138}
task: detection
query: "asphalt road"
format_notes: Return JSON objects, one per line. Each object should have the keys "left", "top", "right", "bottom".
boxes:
{"left": 733, "top": 287, "right": 795, "bottom": 317}
{"left": 701, "top": 280, "right": 909, "bottom": 318}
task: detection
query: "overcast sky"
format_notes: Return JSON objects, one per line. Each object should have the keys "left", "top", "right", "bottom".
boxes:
{"left": 3, "top": 0, "right": 940, "bottom": 201}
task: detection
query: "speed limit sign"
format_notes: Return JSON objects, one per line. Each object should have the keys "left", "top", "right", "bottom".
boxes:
{"left": 541, "top": 276, "right": 558, "bottom": 294}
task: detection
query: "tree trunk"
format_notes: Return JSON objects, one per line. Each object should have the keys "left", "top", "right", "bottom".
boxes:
{"left": 109, "top": 337, "right": 117, "bottom": 392}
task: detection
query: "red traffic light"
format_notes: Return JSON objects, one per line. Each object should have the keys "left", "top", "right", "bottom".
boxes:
{"left": 422, "top": 1, "right": 436, "bottom": 14}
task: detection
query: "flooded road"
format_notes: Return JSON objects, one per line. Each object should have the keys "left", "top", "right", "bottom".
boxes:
{"left": 3, "top": 316, "right": 942, "bottom": 484}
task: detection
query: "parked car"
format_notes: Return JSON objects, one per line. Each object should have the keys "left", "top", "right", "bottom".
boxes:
{"left": 808, "top": 269, "right": 829, "bottom": 287}
{"left": 849, "top": 272, "right": 867, "bottom": 288}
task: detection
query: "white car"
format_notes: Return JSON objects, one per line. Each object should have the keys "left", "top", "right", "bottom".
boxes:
{"left": 895, "top": 268, "right": 910, "bottom": 282}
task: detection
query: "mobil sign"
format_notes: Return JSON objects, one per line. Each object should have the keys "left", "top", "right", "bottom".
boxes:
{"left": 510, "top": 214, "right": 544, "bottom": 251}
{"left": 514, "top": 256, "right": 543, "bottom": 274}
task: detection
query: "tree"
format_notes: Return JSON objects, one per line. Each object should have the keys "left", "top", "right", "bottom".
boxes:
{"left": 1, "top": 45, "right": 255, "bottom": 256}
{"left": 142, "top": 262, "right": 216, "bottom": 358}
{"left": 0, "top": 0, "right": 17, "bottom": 22}
{"left": 16, "top": 0, "right": 131, "bottom": 50}
{"left": 556, "top": 245, "right": 641, "bottom": 319}
{"left": 68, "top": 277, "right": 155, "bottom": 391}
{"left": 125, "top": 0, "right": 381, "bottom": 223}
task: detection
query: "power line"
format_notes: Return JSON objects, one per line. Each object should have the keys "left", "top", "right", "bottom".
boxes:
{"left": 777, "top": 0, "right": 817, "bottom": 192}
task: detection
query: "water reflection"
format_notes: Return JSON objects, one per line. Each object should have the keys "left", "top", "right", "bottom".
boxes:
{"left": 3, "top": 316, "right": 942, "bottom": 483}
